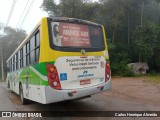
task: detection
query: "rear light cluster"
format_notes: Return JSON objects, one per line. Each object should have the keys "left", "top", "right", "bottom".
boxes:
{"left": 105, "top": 62, "right": 111, "bottom": 82}
{"left": 46, "top": 64, "right": 61, "bottom": 90}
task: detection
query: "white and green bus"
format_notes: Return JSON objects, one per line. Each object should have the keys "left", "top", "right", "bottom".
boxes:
{"left": 6, "top": 17, "right": 111, "bottom": 105}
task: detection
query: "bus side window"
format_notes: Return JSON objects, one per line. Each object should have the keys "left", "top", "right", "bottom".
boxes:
{"left": 13, "top": 56, "right": 15, "bottom": 71}
{"left": 35, "top": 31, "right": 40, "bottom": 63}
{"left": 20, "top": 48, "right": 23, "bottom": 68}
{"left": 30, "top": 35, "right": 35, "bottom": 64}
{"left": 23, "top": 45, "right": 26, "bottom": 67}
{"left": 18, "top": 50, "right": 20, "bottom": 69}
{"left": 26, "top": 42, "right": 30, "bottom": 65}
{"left": 30, "top": 30, "right": 40, "bottom": 64}
{"left": 11, "top": 58, "right": 12, "bottom": 72}
{"left": 16, "top": 52, "right": 19, "bottom": 70}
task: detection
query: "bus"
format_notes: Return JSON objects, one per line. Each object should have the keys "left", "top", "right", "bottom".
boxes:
{"left": 6, "top": 17, "right": 111, "bottom": 105}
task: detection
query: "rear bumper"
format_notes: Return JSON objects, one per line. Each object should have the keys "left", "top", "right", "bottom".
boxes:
{"left": 44, "top": 78, "right": 111, "bottom": 104}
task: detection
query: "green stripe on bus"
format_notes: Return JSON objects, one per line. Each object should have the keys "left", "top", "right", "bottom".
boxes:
{"left": 33, "top": 61, "right": 55, "bottom": 76}
{"left": 18, "top": 67, "right": 48, "bottom": 86}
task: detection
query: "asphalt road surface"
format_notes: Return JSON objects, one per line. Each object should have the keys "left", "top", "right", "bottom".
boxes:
{"left": 0, "top": 77, "right": 160, "bottom": 120}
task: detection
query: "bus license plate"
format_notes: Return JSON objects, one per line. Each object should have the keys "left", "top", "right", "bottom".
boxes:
{"left": 80, "top": 79, "right": 91, "bottom": 85}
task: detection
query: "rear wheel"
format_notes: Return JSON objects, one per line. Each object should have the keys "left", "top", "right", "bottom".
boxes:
{"left": 19, "top": 84, "right": 28, "bottom": 105}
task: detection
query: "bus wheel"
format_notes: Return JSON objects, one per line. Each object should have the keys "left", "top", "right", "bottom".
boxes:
{"left": 19, "top": 84, "right": 28, "bottom": 105}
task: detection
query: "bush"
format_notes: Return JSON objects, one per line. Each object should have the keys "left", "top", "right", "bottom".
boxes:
{"left": 111, "top": 61, "right": 135, "bottom": 77}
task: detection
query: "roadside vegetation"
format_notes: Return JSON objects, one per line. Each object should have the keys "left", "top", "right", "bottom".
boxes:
{"left": 146, "top": 74, "right": 160, "bottom": 83}
{"left": 133, "top": 73, "right": 160, "bottom": 83}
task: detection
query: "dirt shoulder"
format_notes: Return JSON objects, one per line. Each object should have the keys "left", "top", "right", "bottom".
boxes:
{"left": 110, "top": 77, "right": 160, "bottom": 108}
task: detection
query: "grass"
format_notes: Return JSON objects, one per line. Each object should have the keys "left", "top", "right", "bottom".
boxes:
{"left": 112, "top": 73, "right": 160, "bottom": 83}
{"left": 146, "top": 74, "right": 160, "bottom": 83}
{"left": 134, "top": 73, "right": 160, "bottom": 83}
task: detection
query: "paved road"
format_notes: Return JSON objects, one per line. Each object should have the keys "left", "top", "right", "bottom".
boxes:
{"left": 0, "top": 77, "right": 160, "bottom": 120}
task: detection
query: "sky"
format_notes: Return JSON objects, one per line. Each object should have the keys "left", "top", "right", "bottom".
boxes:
{"left": 0, "top": 0, "right": 48, "bottom": 34}
{"left": 0, "top": 0, "right": 98, "bottom": 34}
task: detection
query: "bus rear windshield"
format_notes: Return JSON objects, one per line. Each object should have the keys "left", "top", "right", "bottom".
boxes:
{"left": 50, "top": 22, "right": 105, "bottom": 50}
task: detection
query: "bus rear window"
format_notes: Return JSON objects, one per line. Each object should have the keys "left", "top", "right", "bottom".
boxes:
{"left": 51, "top": 22, "right": 104, "bottom": 49}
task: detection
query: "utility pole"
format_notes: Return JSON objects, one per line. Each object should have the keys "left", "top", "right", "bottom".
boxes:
{"left": 0, "top": 45, "right": 4, "bottom": 81}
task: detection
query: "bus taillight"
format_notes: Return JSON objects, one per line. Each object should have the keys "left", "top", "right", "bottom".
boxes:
{"left": 46, "top": 64, "right": 61, "bottom": 90}
{"left": 105, "top": 62, "right": 110, "bottom": 82}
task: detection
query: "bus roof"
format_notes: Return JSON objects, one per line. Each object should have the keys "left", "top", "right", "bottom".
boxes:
{"left": 49, "top": 17, "right": 101, "bottom": 26}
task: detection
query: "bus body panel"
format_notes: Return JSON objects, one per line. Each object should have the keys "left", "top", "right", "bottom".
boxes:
{"left": 54, "top": 56, "right": 106, "bottom": 89}
{"left": 6, "top": 17, "right": 111, "bottom": 104}
{"left": 45, "top": 78, "right": 111, "bottom": 104}
{"left": 19, "top": 83, "right": 46, "bottom": 104}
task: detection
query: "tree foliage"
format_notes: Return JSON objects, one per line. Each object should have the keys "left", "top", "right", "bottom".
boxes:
{"left": 133, "top": 22, "right": 159, "bottom": 62}
{"left": 0, "top": 26, "right": 26, "bottom": 78}
{"left": 41, "top": 0, "right": 160, "bottom": 74}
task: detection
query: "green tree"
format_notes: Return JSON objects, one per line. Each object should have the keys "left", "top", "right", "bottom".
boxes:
{"left": 41, "top": 0, "right": 160, "bottom": 74}
{"left": 102, "top": 0, "right": 125, "bottom": 44}
{"left": 0, "top": 26, "right": 26, "bottom": 78}
{"left": 41, "top": 0, "right": 92, "bottom": 18}
{"left": 151, "top": 24, "right": 160, "bottom": 72}
{"left": 132, "top": 22, "right": 159, "bottom": 62}
{"left": 41, "top": 0, "right": 59, "bottom": 17}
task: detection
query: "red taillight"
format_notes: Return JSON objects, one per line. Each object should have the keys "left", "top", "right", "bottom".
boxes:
{"left": 46, "top": 64, "right": 61, "bottom": 90}
{"left": 105, "top": 62, "right": 111, "bottom": 82}
{"left": 51, "top": 74, "right": 56, "bottom": 79}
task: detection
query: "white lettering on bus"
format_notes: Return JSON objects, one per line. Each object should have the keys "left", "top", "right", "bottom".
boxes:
{"left": 81, "top": 31, "right": 89, "bottom": 37}
{"left": 63, "top": 30, "right": 80, "bottom": 36}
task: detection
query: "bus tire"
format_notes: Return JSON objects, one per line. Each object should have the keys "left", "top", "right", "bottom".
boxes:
{"left": 19, "top": 84, "right": 28, "bottom": 105}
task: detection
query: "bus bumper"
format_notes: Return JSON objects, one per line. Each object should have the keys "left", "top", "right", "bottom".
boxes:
{"left": 45, "top": 78, "right": 111, "bottom": 104}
